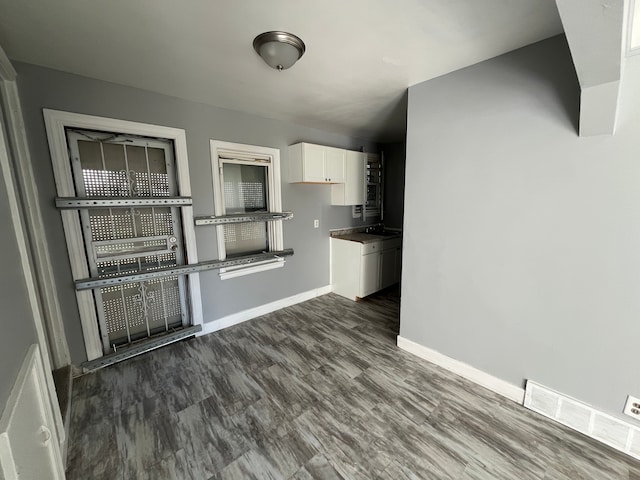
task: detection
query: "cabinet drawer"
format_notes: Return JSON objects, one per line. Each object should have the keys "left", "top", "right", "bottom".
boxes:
{"left": 361, "top": 241, "right": 380, "bottom": 255}
{"left": 382, "top": 237, "right": 402, "bottom": 250}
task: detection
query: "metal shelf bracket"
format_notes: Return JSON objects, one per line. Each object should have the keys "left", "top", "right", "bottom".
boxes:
{"left": 194, "top": 211, "right": 293, "bottom": 226}
{"left": 75, "top": 248, "right": 295, "bottom": 290}
{"left": 55, "top": 196, "right": 193, "bottom": 209}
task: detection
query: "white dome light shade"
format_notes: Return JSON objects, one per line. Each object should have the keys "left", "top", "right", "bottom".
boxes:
{"left": 253, "top": 31, "right": 306, "bottom": 71}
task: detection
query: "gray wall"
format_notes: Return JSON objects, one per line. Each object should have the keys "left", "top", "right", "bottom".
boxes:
{"left": 382, "top": 141, "right": 406, "bottom": 229}
{"left": 401, "top": 34, "right": 640, "bottom": 420}
{"left": 15, "top": 62, "right": 378, "bottom": 364}
{"left": 0, "top": 145, "right": 37, "bottom": 410}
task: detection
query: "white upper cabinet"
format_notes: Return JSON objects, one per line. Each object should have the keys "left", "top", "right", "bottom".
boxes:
{"left": 288, "top": 142, "right": 346, "bottom": 183}
{"left": 324, "top": 146, "right": 346, "bottom": 183}
{"left": 331, "top": 150, "right": 365, "bottom": 205}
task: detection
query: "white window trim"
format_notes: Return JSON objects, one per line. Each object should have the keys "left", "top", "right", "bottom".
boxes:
{"left": 219, "top": 257, "right": 285, "bottom": 280}
{"left": 210, "top": 140, "right": 284, "bottom": 279}
{"left": 43, "top": 109, "right": 203, "bottom": 361}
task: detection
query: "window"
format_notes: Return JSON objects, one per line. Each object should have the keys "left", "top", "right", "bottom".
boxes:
{"left": 210, "top": 141, "right": 284, "bottom": 278}
{"left": 353, "top": 152, "right": 382, "bottom": 219}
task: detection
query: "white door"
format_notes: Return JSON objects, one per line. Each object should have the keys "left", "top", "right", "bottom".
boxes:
{"left": 66, "top": 129, "right": 190, "bottom": 354}
{"left": 0, "top": 345, "right": 65, "bottom": 480}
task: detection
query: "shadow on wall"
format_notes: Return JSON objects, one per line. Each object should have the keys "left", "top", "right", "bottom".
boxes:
{"left": 492, "top": 35, "right": 581, "bottom": 134}
{"left": 382, "top": 141, "right": 406, "bottom": 229}
{"left": 376, "top": 91, "right": 408, "bottom": 144}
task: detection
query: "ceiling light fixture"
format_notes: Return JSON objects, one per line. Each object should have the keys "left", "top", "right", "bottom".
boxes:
{"left": 253, "top": 31, "right": 306, "bottom": 71}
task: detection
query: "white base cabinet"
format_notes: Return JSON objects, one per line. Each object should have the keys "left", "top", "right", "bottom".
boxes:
{"left": 331, "top": 237, "right": 402, "bottom": 301}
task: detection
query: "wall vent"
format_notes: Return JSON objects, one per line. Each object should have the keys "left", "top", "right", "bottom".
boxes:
{"left": 524, "top": 381, "right": 640, "bottom": 461}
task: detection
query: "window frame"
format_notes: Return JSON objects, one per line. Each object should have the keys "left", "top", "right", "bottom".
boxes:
{"left": 210, "top": 140, "right": 284, "bottom": 278}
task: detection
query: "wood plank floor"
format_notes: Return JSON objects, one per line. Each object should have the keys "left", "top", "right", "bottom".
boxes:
{"left": 67, "top": 288, "right": 639, "bottom": 479}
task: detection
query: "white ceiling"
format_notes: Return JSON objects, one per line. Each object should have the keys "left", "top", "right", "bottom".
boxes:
{"left": 0, "top": 0, "right": 563, "bottom": 142}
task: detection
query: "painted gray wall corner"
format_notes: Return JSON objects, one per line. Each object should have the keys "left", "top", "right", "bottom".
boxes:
{"left": 382, "top": 141, "right": 406, "bottom": 229}
{"left": 14, "top": 61, "right": 378, "bottom": 364}
{"left": 401, "top": 34, "right": 640, "bottom": 421}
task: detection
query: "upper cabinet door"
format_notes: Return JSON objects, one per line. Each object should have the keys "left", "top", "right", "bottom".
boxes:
{"left": 344, "top": 151, "right": 365, "bottom": 205}
{"left": 302, "top": 143, "right": 327, "bottom": 182}
{"left": 288, "top": 143, "right": 346, "bottom": 183}
{"left": 331, "top": 150, "right": 365, "bottom": 205}
{"left": 324, "top": 147, "right": 346, "bottom": 183}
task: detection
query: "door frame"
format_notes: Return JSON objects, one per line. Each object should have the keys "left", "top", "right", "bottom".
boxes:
{"left": 0, "top": 46, "right": 65, "bottom": 456}
{"left": 44, "top": 109, "right": 202, "bottom": 361}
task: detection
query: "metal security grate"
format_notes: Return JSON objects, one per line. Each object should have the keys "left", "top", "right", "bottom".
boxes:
{"left": 83, "top": 169, "right": 130, "bottom": 197}
{"left": 238, "top": 182, "right": 265, "bottom": 209}
{"left": 100, "top": 276, "right": 183, "bottom": 346}
{"left": 68, "top": 130, "right": 189, "bottom": 353}
{"left": 223, "top": 222, "right": 267, "bottom": 256}
{"left": 224, "top": 181, "right": 265, "bottom": 210}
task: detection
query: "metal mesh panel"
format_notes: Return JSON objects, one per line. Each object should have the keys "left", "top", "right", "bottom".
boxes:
{"left": 223, "top": 181, "right": 265, "bottom": 211}
{"left": 238, "top": 182, "right": 265, "bottom": 209}
{"left": 89, "top": 210, "right": 135, "bottom": 240}
{"left": 89, "top": 208, "right": 174, "bottom": 242}
{"left": 223, "top": 225, "right": 237, "bottom": 244}
{"left": 162, "top": 277, "right": 182, "bottom": 320}
{"left": 223, "top": 222, "right": 267, "bottom": 256}
{"left": 239, "top": 222, "right": 265, "bottom": 241}
{"left": 150, "top": 173, "right": 170, "bottom": 197}
{"left": 101, "top": 285, "right": 127, "bottom": 336}
{"left": 135, "top": 207, "right": 174, "bottom": 237}
{"left": 83, "top": 169, "right": 131, "bottom": 197}
{"left": 89, "top": 210, "right": 115, "bottom": 241}
{"left": 154, "top": 210, "right": 174, "bottom": 236}
{"left": 79, "top": 141, "right": 171, "bottom": 198}
{"left": 100, "top": 277, "right": 183, "bottom": 347}
{"left": 123, "top": 284, "right": 146, "bottom": 337}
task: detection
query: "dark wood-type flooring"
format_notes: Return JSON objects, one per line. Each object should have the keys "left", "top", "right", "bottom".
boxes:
{"left": 67, "top": 288, "right": 640, "bottom": 479}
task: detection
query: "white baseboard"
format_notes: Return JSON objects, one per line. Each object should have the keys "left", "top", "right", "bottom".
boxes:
{"left": 396, "top": 336, "right": 525, "bottom": 404}
{"left": 199, "top": 285, "right": 333, "bottom": 336}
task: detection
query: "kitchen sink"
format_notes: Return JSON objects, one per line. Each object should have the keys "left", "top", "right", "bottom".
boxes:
{"left": 364, "top": 229, "right": 400, "bottom": 237}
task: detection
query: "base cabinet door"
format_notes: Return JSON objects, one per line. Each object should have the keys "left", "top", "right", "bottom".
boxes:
{"left": 393, "top": 246, "right": 402, "bottom": 284}
{"left": 380, "top": 249, "right": 397, "bottom": 290}
{"left": 360, "top": 252, "right": 380, "bottom": 297}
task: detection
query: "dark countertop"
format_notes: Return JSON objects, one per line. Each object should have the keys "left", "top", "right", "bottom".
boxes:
{"left": 332, "top": 232, "right": 402, "bottom": 244}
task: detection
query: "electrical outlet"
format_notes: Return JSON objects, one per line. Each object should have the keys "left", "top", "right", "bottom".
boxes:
{"left": 623, "top": 395, "right": 640, "bottom": 419}
{"left": 313, "top": 219, "right": 319, "bottom": 228}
